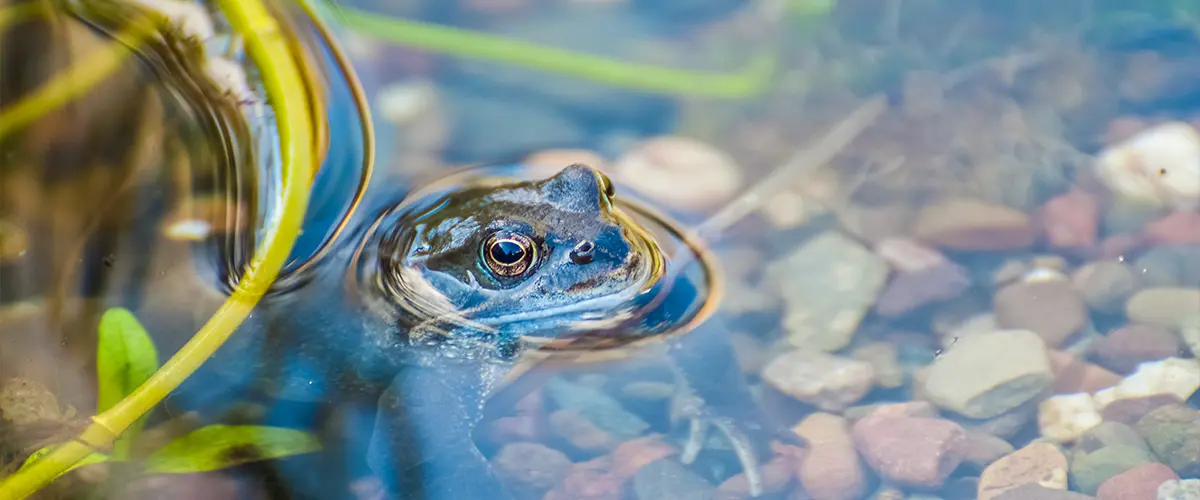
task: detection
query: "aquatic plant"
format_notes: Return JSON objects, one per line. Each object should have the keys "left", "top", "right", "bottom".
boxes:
{"left": 14, "top": 308, "right": 320, "bottom": 485}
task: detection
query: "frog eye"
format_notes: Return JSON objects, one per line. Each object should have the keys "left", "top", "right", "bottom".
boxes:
{"left": 482, "top": 232, "right": 537, "bottom": 278}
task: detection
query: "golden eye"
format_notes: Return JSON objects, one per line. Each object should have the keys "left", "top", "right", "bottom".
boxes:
{"left": 483, "top": 233, "right": 537, "bottom": 277}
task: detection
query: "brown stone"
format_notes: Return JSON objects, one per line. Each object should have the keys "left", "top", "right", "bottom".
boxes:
{"left": 610, "top": 436, "right": 677, "bottom": 480}
{"left": 994, "top": 280, "right": 1088, "bottom": 347}
{"left": 913, "top": 198, "right": 1037, "bottom": 251}
{"left": 1100, "top": 394, "right": 1185, "bottom": 425}
{"left": 977, "top": 442, "right": 1070, "bottom": 500}
{"left": 793, "top": 413, "right": 866, "bottom": 500}
{"left": 544, "top": 457, "right": 621, "bottom": 500}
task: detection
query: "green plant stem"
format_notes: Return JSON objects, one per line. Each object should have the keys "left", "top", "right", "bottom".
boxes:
{"left": 0, "top": 0, "right": 316, "bottom": 496}
{"left": 325, "top": 3, "right": 782, "bottom": 99}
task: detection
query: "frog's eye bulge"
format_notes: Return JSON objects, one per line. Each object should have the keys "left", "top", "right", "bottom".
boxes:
{"left": 481, "top": 232, "right": 538, "bottom": 278}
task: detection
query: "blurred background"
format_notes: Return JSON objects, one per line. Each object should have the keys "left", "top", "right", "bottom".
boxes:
{"left": 2, "top": 0, "right": 1200, "bottom": 498}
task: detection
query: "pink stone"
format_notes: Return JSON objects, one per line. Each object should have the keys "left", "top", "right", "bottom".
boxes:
{"left": 852, "top": 415, "right": 968, "bottom": 488}
{"left": 1040, "top": 189, "right": 1100, "bottom": 249}
{"left": 1093, "top": 324, "right": 1185, "bottom": 374}
{"left": 1097, "top": 234, "right": 1145, "bottom": 260}
{"left": 874, "top": 262, "right": 972, "bottom": 317}
{"left": 1096, "top": 462, "right": 1180, "bottom": 500}
{"left": 1145, "top": 211, "right": 1200, "bottom": 245}
{"left": 875, "top": 238, "right": 948, "bottom": 272}
{"left": 1049, "top": 350, "right": 1122, "bottom": 395}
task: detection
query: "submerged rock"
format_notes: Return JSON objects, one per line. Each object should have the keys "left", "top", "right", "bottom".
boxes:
{"left": 767, "top": 231, "right": 889, "bottom": 352}
{"left": 923, "top": 329, "right": 1054, "bottom": 419}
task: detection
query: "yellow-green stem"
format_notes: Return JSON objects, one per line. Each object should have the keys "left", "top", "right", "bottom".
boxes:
{"left": 0, "top": 0, "right": 315, "bottom": 496}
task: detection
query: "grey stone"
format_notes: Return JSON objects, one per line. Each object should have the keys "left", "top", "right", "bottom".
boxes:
{"left": 544, "top": 377, "right": 649, "bottom": 440}
{"left": 631, "top": 458, "right": 715, "bottom": 500}
{"left": 923, "top": 329, "right": 1053, "bottom": 419}
{"left": 767, "top": 231, "right": 889, "bottom": 352}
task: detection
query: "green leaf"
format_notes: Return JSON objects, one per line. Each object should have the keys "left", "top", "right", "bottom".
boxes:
{"left": 143, "top": 425, "right": 322, "bottom": 474}
{"left": 96, "top": 307, "right": 160, "bottom": 458}
{"left": 19, "top": 445, "right": 111, "bottom": 480}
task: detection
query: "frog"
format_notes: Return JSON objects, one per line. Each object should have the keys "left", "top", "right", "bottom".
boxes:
{"left": 129, "top": 162, "right": 793, "bottom": 499}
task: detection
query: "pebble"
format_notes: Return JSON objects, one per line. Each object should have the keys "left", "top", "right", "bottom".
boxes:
{"left": 1070, "top": 445, "right": 1158, "bottom": 495}
{"left": 1096, "top": 462, "right": 1179, "bottom": 500}
{"left": 1133, "top": 246, "right": 1200, "bottom": 288}
{"left": 490, "top": 442, "right": 573, "bottom": 499}
{"left": 923, "top": 329, "right": 1054, "bottom": 419}
{"left": 544, "top": 457, "right": 621, "bottom": 500}
{"left": 630, "top": 459, "right": 715, "bottom": 500}
{"left": 792, "top": 413, "right": 867, "bottom": 500}
{"left": 0, "top": 377, "right": 73, "bottom": 426}
{"left": 1145, "top": 212, "right": 1200, "bottom": 245}
{"left": 0, "top": 219, "right": 26, "bottom": 262}
{"left": 610, "top": 437, "right": 678, "bottom": 481}
{"left": 844, "top": 401, "right": 940, "bottom": 421}
{"left": 549, "top": 410, "right": 620, "bottom": 453}
{"left": 852, "top": 415, "right": 968, "bottom": 488}
{"left": 874, "top": 260, "right": 973, "bottom": 317}
{"left": 1094, "top": 324, "right": 1186, "bottom": 375}
{"left": 977, "top": 442, "right": 1070, "bottom": 500}
{"left": 1093, "top": 120, "right": 1200, "bottom": 212}
{"left": 1134, "top": 405, "right": 1200, "bottom": 477}
{"left": 1100, "top": 394, "right": 1186, "bottom": 425}
{"left": 850, "top": 342, "right": 905, "bottom": 389}
{"left": 993, "top": 484, "right": 1096, "bottom": 499}
{"left": 716, "top": 450, "right": 799, "bottom": 500}
{"left": 1078, "top": 422, "right": 1150, "bottom": 454}
{"left": 1040, "top": 189, "right": 1100, "bottom": 249}
{"left": 1072, "top": 261, "right": 1140, "bottom": 315}
{"left": 1039, "top": 393, "right": 1104, "bottom": 443}
{"left": 762, "top": 350, "right": 875, "bottom": 411}
{"left": 961, "top": 429, "right": 1016, "bottom": 469}
{"left": 1158, "top": 479, "right": 1200, "bottom": 500}
{"left": 1099, "top": 234, "right": 1145, "bottom": 260}
{"left": 377, "top": 80, "right": 440, "bottom": 125}
{"left": 543, "top": 378, "right": 649, "bottom": 441}
{"left": 1107, "top": 357, "right": 1200, "bottom": 403}
{"left": 1049, "top": 351, "right": 1123, "bottom": 395}
{"left": 994, "top": 280, "right": 1089, "bottom": 347}
{"left": 611, "top": 136, "right": 743, "bottom": 211}
{"left": 767, "top": 232, "right": 890, "bottom": 352}
{"left": 524, "top": 149, "right": 610, "bottom": 170}
{"left": 1126, "top": 288, "right": 1200, "bottom": 330}
{"left": 912, "top": 198, "right": 1038, "bottom": 251}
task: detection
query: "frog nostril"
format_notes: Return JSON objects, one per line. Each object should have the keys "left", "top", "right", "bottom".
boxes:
{"left": 570, "top": 241, "right": 595, "bottom": 264}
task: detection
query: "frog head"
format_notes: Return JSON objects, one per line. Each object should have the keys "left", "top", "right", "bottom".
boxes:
{"left": 359, "top": 164, "right": 675, "bottom": 350}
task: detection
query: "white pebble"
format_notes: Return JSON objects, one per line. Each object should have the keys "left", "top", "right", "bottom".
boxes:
{"left": 1038, "top": 393, "right": 1103, "bottom": 443}
{"left": 1094, "top": 121, "right": 1200, "bottom": 211}
{"left": 612, "top": 136, "right": 743, "bottom": 211}
{"left": 377, "top": 80, "right": 439, "bottom": 125}
{"left": 1111, "top": 357, "right": 1200, "bottom": 402}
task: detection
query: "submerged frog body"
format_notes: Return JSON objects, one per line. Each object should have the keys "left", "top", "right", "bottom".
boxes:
{"left": 133, "top": 162, "right": 784, "bottom": 499}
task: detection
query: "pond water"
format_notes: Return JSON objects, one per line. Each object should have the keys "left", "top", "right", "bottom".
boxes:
{"left": 1, "top": 1, "right": 1199, "bottom": 499}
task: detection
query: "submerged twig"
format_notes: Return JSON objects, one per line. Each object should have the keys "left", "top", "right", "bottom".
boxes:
{"left": 695, "top": 95, "right": 888, "bottom": 239}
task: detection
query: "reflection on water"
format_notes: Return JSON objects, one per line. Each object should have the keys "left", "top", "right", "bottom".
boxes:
{"left": 3, "top": 0, "right": 1200, "bottom": 499}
